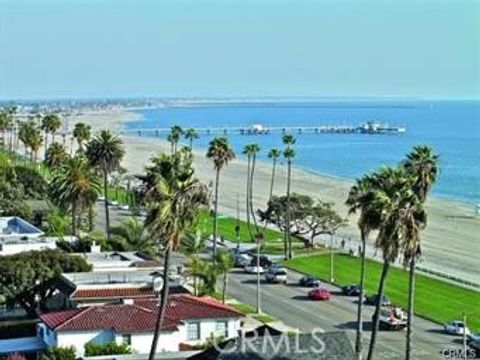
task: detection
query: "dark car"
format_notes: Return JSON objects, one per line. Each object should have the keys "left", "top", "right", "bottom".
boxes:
{"left": 342, "top": 284, "right": 361, "bottom": 296}
{"left": 249, "top": 255, "right": 272, "bottom": 269}
{"left": 364, "top": 294, "right": 391, "bottom": 306}
{"left": 299, "top": 276, "right": 321, "bottom": 287}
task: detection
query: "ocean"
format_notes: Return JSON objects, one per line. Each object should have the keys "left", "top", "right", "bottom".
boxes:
{"left": 126, "top": 100, "right": 480, "bottom": 205}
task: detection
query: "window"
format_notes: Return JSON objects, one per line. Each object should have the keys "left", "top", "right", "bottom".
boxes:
{"left": 122, "top": 334, "right": 131, "bottom": 345}
{"left": 187, "top": 322, "right": 200, "bottom": 341}
{"left": 215, "top": 321, "right": 228, "bottom": 338}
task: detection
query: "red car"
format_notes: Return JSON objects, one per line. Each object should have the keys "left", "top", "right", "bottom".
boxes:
{"left": 308, "top": 288, "right": 331, "bottom": 301}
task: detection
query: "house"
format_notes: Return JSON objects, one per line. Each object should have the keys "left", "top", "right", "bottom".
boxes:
{"left": 189, "top": 329, "right": 356, "bottom": 360}
{"left": 0, "top": 216, "right": 50, "bottom": 255}
{"left": 38, "top": 295, "right": 244, "bottom": 356}
{"left": 0, "top": 216, "right": 76, "bottom": 255}
{"left": 54, "top": 268, "right": 189, "bottom": 307}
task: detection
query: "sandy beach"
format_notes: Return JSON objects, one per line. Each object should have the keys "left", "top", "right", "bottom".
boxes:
{"left": 78, "top": 108, "right": 480, "bottom": 284}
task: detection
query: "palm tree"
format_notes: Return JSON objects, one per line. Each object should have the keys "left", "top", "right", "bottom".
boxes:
{"left": 242, "top": 144, "right": 255, "bottom": 240}
{"left": 73, "top": 122, "right": 91, "bottom": 152}
{"left": 402, "top": 146, "right": 439, "bottom": 360}
{"left": 41, "top": 114, "right": 62, "bottom": 159}
{"left": 44, "top": 142, "right": 69, "bottom": 169}
{"left": 50, "top": 155, "right": 101, "bottom": 236}
{"left": 86, "top": 130, "right": 125, "bottom": 241}
{"left": 169, "top": 125, "right": 183, "bottom": 154}
{"left": 367, "top": 166, "right": 411, "bottom": 360}
{"left": 184, "top": 128, "right": 199, "bottom": 150}
{"left": 143, "top": 152, "right": 209, "bottom": 360}
{"left": 28, "top": 128, "right": 43, "bottom": 164}
{"left": 282, "top": 134, "right": 296, "bottom": 259}
{"left": 267, "top": 148, "right": 281, "bottom": 201}
{"left": 206, "top": 136, "right": 235, "bottom": 259}
{"left": 110, "top": 217, "right": 155, "bottom": 255}
{"left": 0, "top": 111, "right": 11, "bottom": 150}
{"left": 215, "top": 250, "right": 235, "bottom": 304}
{"left": 346, "top": 174, "right": 383, "bottom": 359}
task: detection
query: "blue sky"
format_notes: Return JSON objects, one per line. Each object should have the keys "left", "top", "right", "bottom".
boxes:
{"left": 0, "top": 0, "right": 479, "bottom": 100}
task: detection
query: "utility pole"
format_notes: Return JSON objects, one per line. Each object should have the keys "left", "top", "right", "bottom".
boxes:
{"left": 256, "top": 233, "right": 262, "bottom": 314}
{"left": 330, "top": 233, "right": 334, "bottom": 283}
{"left": 463, "top": 313, "right": 467, "bottom": 360}
{"left": 236, "top": 194, "right": 240, "bottom": 249}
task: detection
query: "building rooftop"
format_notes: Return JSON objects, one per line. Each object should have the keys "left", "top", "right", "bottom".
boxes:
{"left": 40, "top": 295, "right": 243, "bottom": 333}
{"left": 0, "top": 216, "right": 44, "bottom": 244}
{"left": 73, "top": 251, "right": 153, "bottom": 270}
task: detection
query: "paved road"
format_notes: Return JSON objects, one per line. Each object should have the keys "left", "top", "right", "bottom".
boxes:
{"left": 227, "top": 269, "right": 464, "bottom": 360}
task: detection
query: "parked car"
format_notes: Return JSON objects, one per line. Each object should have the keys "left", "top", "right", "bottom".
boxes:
{"left": 244, "top": 265, "right": 265, "bottom": 274}
{"left": 468, "top": 332, "right": 480, "bottom": 343}
{"left": 375, "top": 306, "right": 408, "bottom": 331}
{"left": 249, "top": 255, "right": 272, "bottom": 269}
{"left": 235, "top": 254, "right": 252, "bottom": 267}
{"left": 265, "top": 268, "right": 288, "bottom": 284}
{"left": 299, "top": 276, "right": 321, "bottom": 287}
{"left": 308, "top": 288, "right": 331, "bottom": 301}
{"left": 342, "top": 284, "right": 361, "bottom": 296}
{"left": 444, "top": 321, "right": 471, "bottom": 336}
{"left": 468, "top": 340, "right": 480, "bottom": 358}
{"left": 364, "top": 294, "right": 391, "bottom": 306}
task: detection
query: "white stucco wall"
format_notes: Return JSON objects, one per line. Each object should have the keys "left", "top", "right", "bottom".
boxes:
{"left": 43, "top": 318, "right": 241, "bottom": 355}
{"left": 0, "top": 241, "right": 57, "bottom": 255}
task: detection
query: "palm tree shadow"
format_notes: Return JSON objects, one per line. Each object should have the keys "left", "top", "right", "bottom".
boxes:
{"left": 335, "top": 321, "right": 373, "bottom": 332}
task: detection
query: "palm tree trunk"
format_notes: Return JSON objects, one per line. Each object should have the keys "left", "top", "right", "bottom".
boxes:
{"left": 103, "top": 171, "right": 111, "bottom": 241}
{"left": 71, "top": 202, "right": 77, "bottom": 236}
{"left": 44, "top": 130, "right": 48, "bottom": 160}
{"left": 405, "top": 256, "right": 416, "bottom": 360}
{"left": 355, "top": 231, "right": 367, "bottom": 359}
{"left": 249, "top": 154, "right": 259, "bottom": 230}
{"left": 367, "top": 260, "right": 390, "bottom": 360}
{"left": 148, "top": 246, "right": 171, "bottom": 360}
{"left": 212, "top": 168, "right": 220, "bottom": 259}
{"left": 189, "top": 138, "right": 193, "bottom": 150}
{"left": 222, "top": 271, "right": 227, "bottom": 304}
{"left": 269, "top": 158, "right": 277, "bottom": 200}
{"left": 245, "top": 155, "right": 253, "bottom": 241}
{"left": 286, "top": 159, "right": 292, "bottom": 259}
{"left": 88, "top": 205, "right": 94, "bottom": 232}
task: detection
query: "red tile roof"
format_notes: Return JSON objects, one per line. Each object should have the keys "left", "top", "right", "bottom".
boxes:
{"left": 72, "top": 287, "right": 155, "bottom": 299}
{"left": 40, "top": 295, "right": 243, "bottom": 334}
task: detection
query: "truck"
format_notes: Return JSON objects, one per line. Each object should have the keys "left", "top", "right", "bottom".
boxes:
{"left": 374, "top": 306, "right": 408, "bottom": 331}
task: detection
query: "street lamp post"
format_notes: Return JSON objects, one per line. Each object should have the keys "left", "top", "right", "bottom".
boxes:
{"left": 330, "top": 233, "right": 334, "bottom": 284}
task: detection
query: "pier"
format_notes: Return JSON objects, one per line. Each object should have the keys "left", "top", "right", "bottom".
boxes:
{"left": 121, "top": 122, "right": 406, "bottom": 137}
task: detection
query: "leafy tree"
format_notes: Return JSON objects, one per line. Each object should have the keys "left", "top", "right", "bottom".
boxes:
{"left": 14, "top": 165, "right": 48, "bottom": 198}
{"left": 40, "top": 346, "right": 76, "bottom": 360}
{"left": 44, "top": 142, "right": 69, "bottom": 169}
{"left": 72, "top": 122, "right": 91, "bottom": 152}
{"left": 142, "top": 152, "right": 209, "bottom": 360}
{"left": 0, "top": 250, "right": 91, "bottom": 317}
{"left": 215, "top": 250, "right": 234, "bottom": 304}
{"left": 86, "top": 130, "right": 125, "bottom": 240}
{"left": 402, "top": 145, "right": 438, "bottom": 360}
{"left": 206, "top": 136, "right": 235, "bottom": 259}
{"left": 50, "top": 155, "right": 101, "bottom": 236}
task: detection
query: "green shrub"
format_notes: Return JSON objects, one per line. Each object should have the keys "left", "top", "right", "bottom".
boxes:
{"left": 40, "top": 346, "right": 76, "bottom": 360}
{"left": 84, "top": 342, "right": 131, "bottom": 356}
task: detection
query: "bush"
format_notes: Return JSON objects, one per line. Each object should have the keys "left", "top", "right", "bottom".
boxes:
{"left": 40, "top": 347, "right": 76, "bottom": 360}
{"left": 84, "top": 342, "right": 131, "bottom": 356}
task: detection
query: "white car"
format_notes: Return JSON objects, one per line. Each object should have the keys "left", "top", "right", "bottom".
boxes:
{"left": 244, "top": 266, "right": 265, "bottom": 274}
{"left": 265, "top": 268, "right": 288, "bottom": 284}
{"left": 468, "top": 332, "right": 480, "bottom": 342}
{"left": 444, "top": 321, "right": 471, "bottom": 336}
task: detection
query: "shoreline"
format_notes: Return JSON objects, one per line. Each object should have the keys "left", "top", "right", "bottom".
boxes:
{"left": 77, "top": 107, "right": 480, "bottom": 284}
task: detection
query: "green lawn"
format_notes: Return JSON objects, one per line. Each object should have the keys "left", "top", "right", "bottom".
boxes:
{"left": 230, "top": 302, "right": 278, "bottom": 324}
{"left": 284, "top": 253, "right": 480, "bottom": 330}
